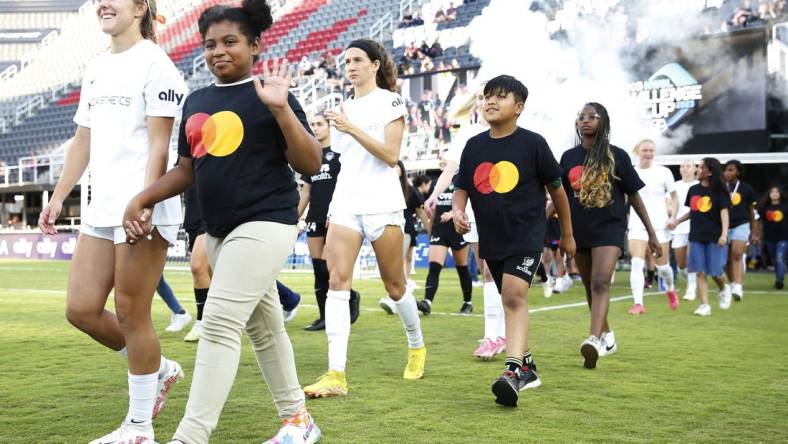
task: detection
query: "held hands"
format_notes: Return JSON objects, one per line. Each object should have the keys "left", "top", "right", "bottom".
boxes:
{"left": 424, "top": 195, "right": 438, "bottom": 217}
{"left": 123, "top": 197, "right": 153, "bottom": 244}
{"left": 648, "top": 235, "right": 663, "bottom": 258}
{"left": 252, "top": 58, "right": 294, "bottom": 110}
{"left": 38, "top": 199, "right": 63, "bottom": 235}
{"left": 440, "top": 210, "right": 454, "bottom": 223}
{"left": 666, "top": 217, "right": 677, "bottom": 231}
{"left": 453, "top": 210, "right": 470, "bottom": 234}
{"left": 324, "top": 104, "right": 353, "bottom": 134}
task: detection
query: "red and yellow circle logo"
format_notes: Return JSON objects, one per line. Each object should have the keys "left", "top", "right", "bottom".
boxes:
{"left": 568, "top": 165, "right": 584, "bottom": 191}
{"left": 473, "top": 161, "right": 519, "bottom": 195}
{"left": 731, "top": 192, "right": 742, "bottom": 206}
{"left": 767, "top": 210, "right": 784, "bottom": 222}
{"left": 185, "top": 111, "right": 244, "bottom": 158}
{"left": 690, "top": 195, "right": 712, "bottom": 213}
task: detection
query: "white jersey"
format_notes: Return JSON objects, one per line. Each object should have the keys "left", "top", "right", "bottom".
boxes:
{"left": 444, "top": 123, "right": 487, "bottom": 223}
{"left": 628, "top": 165, "right": 675, "bottom": 231}
{"left": 74, "top": 39, "right": 186, "bottom": 227}
{"left": 671, "top": 179, "right": 698, "bottom": 235}
{"left": 329, "top": 87, "right": 407, "bottom": 215}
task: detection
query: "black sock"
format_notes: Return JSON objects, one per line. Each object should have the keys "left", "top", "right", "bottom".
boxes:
{"left": 536, "top": 264, "right": 547, "bottom": 282}
{"left": 313, "top": 259, "right": 329, "bottom": 320}
{"left": 425, "top": 261, "right": 443, "bottom": 301}
{"left": 456, "top": 265, "right": 472, "bottom": 302}
{"left": 505, "top": 357, "right": 523, "bottom": 375}
{"left": 523, "top": 349, "right": 536, "bottom": 372}
{"left": 194, "top": 288, "right": 208, "bottom": 321}
{"left": 646, "top": 269, "right": 655, "bottom": 283}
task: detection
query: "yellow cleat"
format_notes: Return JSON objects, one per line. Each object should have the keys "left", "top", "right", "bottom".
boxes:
{"left": 403, "top": 346, "right": 426, "bottom": 380}
{"left": 303, "top": 370, "right": 348, "bottom": 398}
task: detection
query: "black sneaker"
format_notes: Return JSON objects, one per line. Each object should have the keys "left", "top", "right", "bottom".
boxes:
{"left": 416, "top": 299, "right": 431, "bottom": 315}
{"left": 776, "top": 280, "right": 784, "bottom": 290}
{"left": 491, "top": 370, "right": 521, "bottom": 407}
{"left": 304, "top": 318, "right": 325, "bottom": 331}
{"left": 459, "top": 302, "right": 473, "bottom": 314}
{"left": 519, "top": 364, "right": 541, "bottom": 390}
{"left": 349, "top": 290, "right": 361, "bottom": 324}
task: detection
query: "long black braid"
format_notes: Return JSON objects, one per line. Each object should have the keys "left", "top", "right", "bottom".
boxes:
{"left": 576, "top": 102, "right": 619, "bottom": 208}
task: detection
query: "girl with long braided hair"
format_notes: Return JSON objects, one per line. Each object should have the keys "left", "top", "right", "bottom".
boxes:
{"left": 560, "top": 102, "right": 661, "bottom": 370}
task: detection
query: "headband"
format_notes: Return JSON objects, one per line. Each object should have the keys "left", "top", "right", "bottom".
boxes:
{"left": 346, "top": 40, "right": 380, "bottom": 62}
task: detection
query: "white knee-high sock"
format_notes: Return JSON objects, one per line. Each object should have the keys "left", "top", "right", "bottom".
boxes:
{"left": 687, "top": 272, "right": 697, "bottom": 294}
{"left": 128, "top": 371, "right": 158, "bottom": 424}
{"left": 630, "top": 257, "right": 645, "bottom": 305}
{"left": 325, "top": 290, "right": 351, "bottom": 372}
{"left": 657, "top": 264, "right": 674, "bottom": 290}
{"left": 483, "top": 282, "right": 500, "bottom": 339}
{"left": 394, "top": 291, "right": 423, "bottom": 348}
{"left": 492, "top": 283, "right": 506, "bottom": 339}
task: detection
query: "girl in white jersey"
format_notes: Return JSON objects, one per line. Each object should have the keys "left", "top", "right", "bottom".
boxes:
{"left": 303, "top": 39, "right": 426, "bottom": 398}
{"left": 627, "top": 139, "right": 680, "bottom": 315}
{"left": 671, "top": 160, "right": 699, "bottom": 300}
{"left": 38, "top": 1, "right": 186, "bottom": 442}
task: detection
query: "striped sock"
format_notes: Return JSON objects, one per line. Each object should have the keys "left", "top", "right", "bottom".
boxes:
{"left": 505, "top": 357, "right": 523, "bottom": 375}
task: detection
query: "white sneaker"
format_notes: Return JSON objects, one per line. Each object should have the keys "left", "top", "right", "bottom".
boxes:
{"left": 183, "top": 320, "right": 202, "bottom": 342}
{"left": 719, "top": 285, "right": 732, "bottom": 310}
{"left": 165, "top": 311, "right": 192, "bottom": 332}
{"left": 580, "top": 335, "right": 602, "bottom": 369}
{"left": 732, "top": 283, "right": 743, "bottom": 301}
{"left": 682, "top": 290, "right": 696, "bottom": 301}
{"left": 600, "top": 331, "right": 617, "bottom": 356}
{"left": 543, "top": 279, "right": 554, "bottom": 298}
{"left": 283, "top": 306, "right": 298, "bottom": 323}
{"left": 153, "top": 359, "right": 184, "bottom": 418}
{"left": 471, "top": 280, "right": 484, "bottom": 288}
{"left": 561, "top": 274, "right": 574, "bottom": 292}
{"left": 406, "top": 279, "right": 421, "bottom": 290}
{"left": 263, "top": 412, "right": 321, "bottom": 444}
{"left": 89, "top": 420, "right": 154, "bottom": 444}
{"left": 694, "top": 304, "right": 712, "bottom": 316}
{"left": 379, "top": 297, "right": 397, "bottom": 315}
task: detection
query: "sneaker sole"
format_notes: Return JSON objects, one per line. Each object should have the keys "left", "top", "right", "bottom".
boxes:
{"left": 153, "top": 364, "right": 184, "bottom": 419}
{"left": 492, "top": 379, "right": 518, "bottom": 407}
{"left": 379, "top": 301, "right": 394, "bottom": 315}
{"left": 304, "top": 389, "right": 347, "bottom": 398}
{"left": 733, "top": 294, "right": 742, "bottom": 301}
{"left": 581, "top": 344, "right": 599, "bottom": 369}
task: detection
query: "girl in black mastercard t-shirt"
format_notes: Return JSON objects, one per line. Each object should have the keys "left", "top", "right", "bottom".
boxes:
{"left": 758, "top": 185, "right": 788, "bottom": 289}
{"left": 559, "top": 102, "right": 660, "bottom": 370}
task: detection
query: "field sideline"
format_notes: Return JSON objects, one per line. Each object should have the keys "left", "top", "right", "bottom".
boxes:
{"left": 1, "top": 259, "right": 787, "bottom": 443}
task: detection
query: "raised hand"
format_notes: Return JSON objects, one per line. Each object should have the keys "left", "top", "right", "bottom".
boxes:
{"left": 252, "top": 58, "right": 294, "bottom": 110}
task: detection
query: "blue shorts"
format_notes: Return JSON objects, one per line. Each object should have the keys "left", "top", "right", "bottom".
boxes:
{"left": 728, "top": 223, "right": 750, "bottom": 243}
{"left": 688, "top": 241, "right": 728, "bottom": 276}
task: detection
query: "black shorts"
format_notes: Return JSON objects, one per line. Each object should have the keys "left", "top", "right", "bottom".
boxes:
{"left": 544, "top": 238, "right": 559, "bottom": 251}
{"left": 487, "top": 252, "right": 543, "bottom": 293}
{"left": 429, "top": 229, "right": 468, "bottom": 250}
{"left": 186, "top": 227, "right": 206, "bottom": 253}
{"left": 306, "top": 221, "right": 328, "bottom": 238}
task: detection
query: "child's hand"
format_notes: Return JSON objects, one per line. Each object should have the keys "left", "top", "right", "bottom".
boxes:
{"left": 648, "top": 235, "right": 662, "bottom": 258}
{"left": 123, "top": 198, "right": 152, "bottom": 244}
{"left": 439, "top": 210, "right": 454, "bottom": 223}
{"left": 717, "top": 233, "right": 728, "bottom": 246}
{"left": 560, "top": 235, "right": 576, "bottom": 260}
{"left": 253, "top": 58, "right": 294, "bottom": 110}
{"left": 453, "top": 210, "right": 470, "bottom": 234}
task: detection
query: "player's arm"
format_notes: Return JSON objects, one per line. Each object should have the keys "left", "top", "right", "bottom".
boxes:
{"left": 145, "top": 116, "right": 175, "bottom": 190}
{"left": 547, "top": 182, "right": 575, "bottom": 259}
{"left": 415, "top": 207, "right": 432, "bottom": 234}
{"left": 667, "top": 190, "right": 679, "bottom": 227}
{"left": 39, "top": 126, "right": 90, "bottom": 234}
{"left": 298, "top": 182, "right": 311, "bottom": 217}
{"left": 326, "top": 103, "right": 404, "bottom": 166}
{"left": 451, "top": 188, "right": 470, "bottom": 234}
{"left": 424, "top": 159, "right": 457, "bottom": 216}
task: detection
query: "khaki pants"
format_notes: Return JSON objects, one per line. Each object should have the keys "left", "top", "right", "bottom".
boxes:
{"left": 174, "top": 222, "right": 302, "bottom": 444}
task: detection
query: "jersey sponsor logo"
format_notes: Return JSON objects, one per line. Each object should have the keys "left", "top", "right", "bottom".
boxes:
{"left": 310, "top": 165, "right": 333, "bottom": 182}
{"left": 689, "top": 195, "right": 712, "bottom": 213}
{"left": 473, "top": 161, "right": 519, "bottom": 195}
{"left": 766, "top": 209, "right": 784, "bottom": 222}
{"left": 730, "top": 192, "right": 742, "bottom": 206}
{"left": 430, "top": 236, "right": 441, "bottom": 243}
{"left": 325, "top": 151, "right": 335, "bottom": 161}
{"left": 158, "top": 89, "right": 184, "bottom": 105}
{"left": 88, "top": 95, "right": 132, "bottom": 109}
{"left": 391, "top": 97, "right": 404, "bottom": 107}
{"left": 185, "top": 111, "right": 243, "bottom": 158}
{"left": 516, "top": 256, "right": 536, "bottom": 275}
{"left": 568, "top": 165, "right": 584, "bottom": 191}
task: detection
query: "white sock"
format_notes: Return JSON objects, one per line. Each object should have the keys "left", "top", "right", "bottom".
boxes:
{"left": 128, "top": 371, "right": 158, "bottom": 424}
{"left": 657, "top": 264, "right": 674, "bottom": 290}
{"left": 687, "top": 272, "right": 697, "bottom": 294}
{"left": 630, "top": 257, "right": 645, "bottom": 305}
{"left": 493, "top": 283, "right": 506, "bottom": 339}
{"left": 394, "top": 291, "right": 424, "bottom": 348}
{"left": 325, "top": 290, "right": 351, "bottom": 372}
{"left": 483, "top": 282, "right": 500, "bottom": 340}
{"left": 158, "top": 356, "right": 168, "bottom": 378}
{"left": 118, "top": 347, "right": 128, "bottom": 359}
{"left": 679, "top": 267, "right": 688, "bottom": 277}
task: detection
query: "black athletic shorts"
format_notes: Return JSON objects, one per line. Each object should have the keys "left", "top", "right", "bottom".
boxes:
{"left": 430, "top": 227, "right": 467, "bottom": 250}
{"left": 487, "top": 252, "right": 543, "bottom": 293}
{"left": 306, "top": 221, "right": 328, "bottom": 238}
{"left": 544, "top": 238, "right": 559, "bottom": 251}
{"left": 186, "top": 227, "right": 206, "bottom": 253}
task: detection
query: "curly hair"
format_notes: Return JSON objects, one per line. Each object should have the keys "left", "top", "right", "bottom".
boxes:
{"left": 576, "top": 102, "right": 619, "bottom": 208}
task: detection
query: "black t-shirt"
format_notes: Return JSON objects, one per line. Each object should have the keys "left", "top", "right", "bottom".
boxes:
{"left": 727, "top": 181, "right": 755, "bottom": 228}
{"left": 404, "top": 184, "right": 424, "bottom": 236}
{"left": 760, "top": 202, "right": 788, "bottom": 242}
{"left": 454, "top": 127, "right": 562, "bottom": 260}
{"left": 178, "top": 82, "right": 310, "bottom": 237}
{"left": 685, "top": 183, "right": 732, "bottom": 243}
{"left": 182, "top": 186, "right": 203, "bottom": 232}
{"left": 560, "top": 144, "right": 644, "bottom": 249}
{"left": 431, "top": 182, "right": 456, "bottom": 236}
{"left": 303, "top": 147, "right": 341, "bottom": 223}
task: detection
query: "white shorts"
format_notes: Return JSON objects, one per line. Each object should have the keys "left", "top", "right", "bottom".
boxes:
{"left": 463, "top": 222, "right": 479, "bottom": 243}
{"left": 628, "top": 227, "right": 671, "bottom": 244}
{"left": 80, "top": 223, "right": 179, "bottom": 246}
{"left": 329, "top": 211, "right": 404, "bottom": 242}
{"left": 671, "top": 233, "right": 689, "bottom": 249}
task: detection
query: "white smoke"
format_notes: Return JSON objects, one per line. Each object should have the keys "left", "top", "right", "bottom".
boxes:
{"left": 467, "top": 0, "right": 700, "bottom": 157}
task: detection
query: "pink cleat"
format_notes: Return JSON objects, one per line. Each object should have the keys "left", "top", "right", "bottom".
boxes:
{"left": 473, "top": 338, "right": 497, "bottom": 360}
{"left": 666, "top": 289, "right": 679, "bottom": 310}
{"left": 628, "top": 304, "right": 646, "bottom": 315}
{"left": 492, "top": 336, "right": 507, "bottom": 356}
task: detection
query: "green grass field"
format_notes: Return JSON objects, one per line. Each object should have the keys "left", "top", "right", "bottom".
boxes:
{"left": 1, "top": 259, "right": 787, "bottom": 443}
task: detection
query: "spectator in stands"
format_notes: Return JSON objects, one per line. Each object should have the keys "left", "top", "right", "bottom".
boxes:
{"left": 451, "top": 58, "right": 461, "bottom": 69}
{"left": 7, "top": 214, "right": 22, "bottom": 229}
{"left": 446, "top": 2, "right": 459, "bottom": 21}
{"left": 420, "top": 40, "right": 431, "bottom": 56}
{"left": 428, "top": 40, "right": 443, "bottom": 58}
{"left": 433, "top": 106, "right": 451, "bottom": 144}
{"left": 418, "top": 90, "right": 434, "bottom": 124}
{"left": 435, "top": 7, "right": 447, "bottom": 23}
{"left": 402, "top": 42, "right": 420, "bottom": 62}
{"left": 413, "top": 10, "right": 425, "bottom": 26}
{"left": 420, "top": 56, "right": 435, "bottom": 73}
{"left": 399, "top": 13, "right": 415, "bottom": 28}
{"left": 298, "top": 56, "right": 312, "bottom": 77}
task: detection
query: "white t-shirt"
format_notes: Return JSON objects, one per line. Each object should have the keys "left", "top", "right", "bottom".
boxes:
{"left": 329, "top": 87, "right": 407, "bottom": 215}
{"left": 444, "top": 123, "right": 487, "bottom": 223}
{"left": 671, "top": 179, "right": 698, "bottom": 235}
{"left": 628, "top": 165, "right": 675, "bottom": 232}
{"left": 74, "top": 40, "right": 186, "bottom": 227}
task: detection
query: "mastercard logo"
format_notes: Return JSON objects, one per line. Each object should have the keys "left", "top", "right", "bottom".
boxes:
{"left": 473, "top": 161, "right": 519, "bottom": 195}
{"left": 731, "top": 192, "right": 742, "bottom": 206}
{"left": 568, "top": 165, "right": 584, "bottom": 191}
{"left": 185, "top": 111, "right": 244, "bottom": 158}
{"left": 690, "top": 195, "right": 712, "bottom": 213}
{"left": 767, "top": 210, "right": 784, "bottom": 222}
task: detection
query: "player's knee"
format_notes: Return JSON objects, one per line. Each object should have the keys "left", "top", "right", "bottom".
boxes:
{"left": 590, "top": 277, "right": 610, "bottom": 295}
{"left": 65, "top": 304, "right": 98, "bottom": 331}
{"left": 384, "top": 278, "right": 406, "bottom": 299}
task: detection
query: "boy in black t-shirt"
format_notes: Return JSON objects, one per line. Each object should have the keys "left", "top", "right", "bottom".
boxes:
{"left": 453, "top": 75, "right": 575, "bottom": 407}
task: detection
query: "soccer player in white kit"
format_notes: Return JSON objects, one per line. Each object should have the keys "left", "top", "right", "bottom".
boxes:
{"left": 671, "top": 160, "right": 699, "bottom": 300}
{"left": 303, "top": 39, "right": 426, "bottom": 398}
{"left": 627, "top": 139, "right": 680, "bottom": 315}
{"left": 38, "top": 1, "right": 186, "bottom": 442}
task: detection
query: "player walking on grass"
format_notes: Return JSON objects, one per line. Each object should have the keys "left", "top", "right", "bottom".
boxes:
{"left": 123, "top": 1, "right": 322, "bottom": 442}
{"left": 303, "top": 39, "right": 426, "bottom": 398}
{"left": 453, "top": 75, "right": 574, "bottom": 407}
{"left": 759, "top": 185, "right": 788, "bottom": 289}
{"left": 627, "top": 139, "right": 680, "bottom": 315}
{"left": 38, "top": 1, "right": 186, "bottom": 442}
{"left": 671, "top": 160, "right": 699, "bottom": 301}
{"left": 297, "top": 113, "right": 360, "bottom": 332}
{"left": 669, "top": 158, "right": 732, "bottom": 317}
{"left": 560, "top": 102, "right": 660, "bottom": 370}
